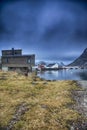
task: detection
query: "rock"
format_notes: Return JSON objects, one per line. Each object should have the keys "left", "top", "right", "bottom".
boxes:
{"left": 70, "top": 126, "right": 75, "bottom": 130}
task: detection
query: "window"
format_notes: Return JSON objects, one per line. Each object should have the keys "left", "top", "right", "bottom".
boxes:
{"left": 27, "top": 59, "right": 31, "bottom": 63}
{"left": 3, "top": 58, "right": 8, "bottom": 63}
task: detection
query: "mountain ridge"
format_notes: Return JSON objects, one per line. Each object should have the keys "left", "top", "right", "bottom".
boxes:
{"left": 69, "top": 48, "right": 87, "bottom": 66}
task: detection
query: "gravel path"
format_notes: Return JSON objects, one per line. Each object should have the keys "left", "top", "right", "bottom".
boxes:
{"left": 77, "top": 80, "right": 87, "bottom": 89}
{"left": 70, "top": 80, "right": 87, "bottom": 130}
{"left": 77, "top": 80, "right": 87, "bottom": 117}
{"left": 6, "top": 103, "right": 29, "bottom": 130}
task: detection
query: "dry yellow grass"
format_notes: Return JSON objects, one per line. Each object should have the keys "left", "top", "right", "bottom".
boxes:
{"left": 0, "top": 71, "right": 83, "bottom": 130}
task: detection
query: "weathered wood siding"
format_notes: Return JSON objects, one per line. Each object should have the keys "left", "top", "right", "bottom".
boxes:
{"left": 1, "top": 55, "right": 35, "bottom": 67}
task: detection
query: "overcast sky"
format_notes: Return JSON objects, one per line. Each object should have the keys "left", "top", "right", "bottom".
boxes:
{"left": 0, "top": 0, "right": 87, "bottom": 64}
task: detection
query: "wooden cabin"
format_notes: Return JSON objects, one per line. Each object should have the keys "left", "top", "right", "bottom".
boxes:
{"left": 1, "top": 48, "right": 35, "bottom": 72}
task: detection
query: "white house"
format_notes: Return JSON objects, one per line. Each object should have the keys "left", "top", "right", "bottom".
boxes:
{"left": 46, "top": 63, "right": 60, "bottom": 69}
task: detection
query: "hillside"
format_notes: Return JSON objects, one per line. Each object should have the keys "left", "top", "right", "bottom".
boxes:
{"left": 69, "top": 48, "right": 87, "bottom": 66}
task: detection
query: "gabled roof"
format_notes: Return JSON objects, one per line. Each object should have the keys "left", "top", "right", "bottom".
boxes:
{"left": 47, "top": 63, "right": 56, "bottom": 67}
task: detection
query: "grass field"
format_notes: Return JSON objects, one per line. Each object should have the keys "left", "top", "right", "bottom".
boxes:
{"left": 0, "top": 71, "right": 85, "bottom": 130}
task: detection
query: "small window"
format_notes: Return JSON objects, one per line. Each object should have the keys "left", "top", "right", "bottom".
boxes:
{"left": 27, "top": 59, "right": 31, "bottom": 63}
{"left": 7, "top": 58, "right": 8, "bottom": 63}
{"left": 3, "top": 58, "right": 8, "bottom": 63}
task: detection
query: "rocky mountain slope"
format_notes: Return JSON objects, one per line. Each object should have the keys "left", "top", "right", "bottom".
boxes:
{"left": 69, "top": 48, "right": 87, "bottom": 66}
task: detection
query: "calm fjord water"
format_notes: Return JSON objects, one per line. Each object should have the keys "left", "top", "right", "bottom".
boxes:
{"left": 37, "top": 69, "right": 87, "bottom": 80}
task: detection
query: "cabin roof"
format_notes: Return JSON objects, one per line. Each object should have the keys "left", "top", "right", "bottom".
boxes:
{"left": 1, "top": 54, "right": 35, "bottom": 58}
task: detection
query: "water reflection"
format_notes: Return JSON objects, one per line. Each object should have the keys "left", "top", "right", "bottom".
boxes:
{"left": 76, "top": 71, "right": 87, "bottom": 80}
{"left": 37, "top": 69, "right": 87, "bottom": 80}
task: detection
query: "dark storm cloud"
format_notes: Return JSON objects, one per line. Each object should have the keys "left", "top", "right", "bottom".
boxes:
{"left": 0, "top": 0, "right": 87, "bottom": 63}
{"left": 41, "top": 2, "right": 87, "bottom": 43}
{"left": 42, "top": 21, "right": 69, "bottom": 42}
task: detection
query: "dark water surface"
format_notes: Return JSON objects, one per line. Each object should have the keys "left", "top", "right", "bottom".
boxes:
{"left": 37, "top": 69, "right": 87, "bottom": 80}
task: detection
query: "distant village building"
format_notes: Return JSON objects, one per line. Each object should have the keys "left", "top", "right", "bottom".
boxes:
{"left": 47, "top": 63, "right": 59, "bottom": 69}
{"left": 1, "top": 48, "right": 35, "bottom": 72}
{"left": 38, "top": 63, "right": 63, "bottom": 71}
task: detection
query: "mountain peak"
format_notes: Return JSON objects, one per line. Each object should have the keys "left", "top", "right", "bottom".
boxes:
{"left": 84, "top": 48, "right": 87, "bottom": 53}
{"left": 69, "top": 48, "right": 87, "bottom": 66}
